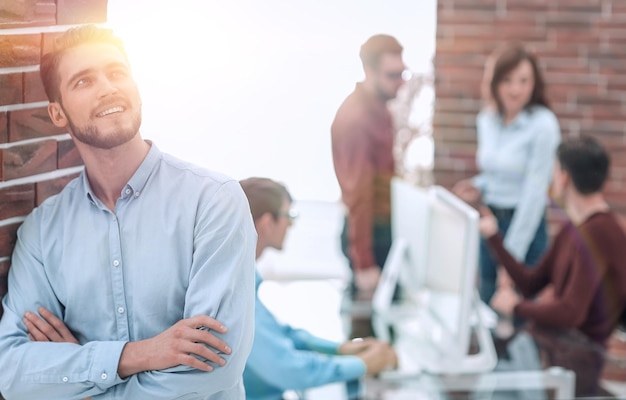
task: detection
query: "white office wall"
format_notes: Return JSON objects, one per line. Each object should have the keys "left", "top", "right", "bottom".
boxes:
{"left": 107, "top": 0, "right": 437, "bottom": 201}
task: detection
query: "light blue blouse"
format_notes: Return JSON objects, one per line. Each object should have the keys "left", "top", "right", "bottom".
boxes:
{"left": 0, "top": 143, "right": 257, "bottom": 399}
{"left": 243, "top": 271, "right": 365, "bottom": 400}
{"left": 473, "top": 106, "right": 561, "bottom": 261}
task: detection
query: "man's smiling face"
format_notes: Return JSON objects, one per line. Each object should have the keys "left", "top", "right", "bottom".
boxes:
{"left": 48, "top": 42, "right": 142, "bottom": 150}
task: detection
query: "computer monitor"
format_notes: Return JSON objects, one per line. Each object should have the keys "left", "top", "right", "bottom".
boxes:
{"left": 372, "top": 178, "right": 496, "bottom": 374}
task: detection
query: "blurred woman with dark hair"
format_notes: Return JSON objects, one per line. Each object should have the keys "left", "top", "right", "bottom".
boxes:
{"left": 454, "top": 43, "right": 561, "bottom": 305}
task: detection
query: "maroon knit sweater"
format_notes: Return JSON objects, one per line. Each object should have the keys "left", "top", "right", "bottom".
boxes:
{"left": 487, "top": 211, "right": 626, "bottom": 345}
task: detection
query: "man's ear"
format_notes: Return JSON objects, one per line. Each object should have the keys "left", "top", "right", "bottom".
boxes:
{"left": 47, "top": 102, "right": 68, "bottom": 128}
{"left": 563, "top": 170, "right": 573, "bottom": 191}
{"left": 257, "top": 212, "right": 275, "bottom": 230}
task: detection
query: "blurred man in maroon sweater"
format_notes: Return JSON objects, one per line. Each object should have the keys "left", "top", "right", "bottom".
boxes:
{"left": 331, "top": 34, "right": 407, "bottom": 295}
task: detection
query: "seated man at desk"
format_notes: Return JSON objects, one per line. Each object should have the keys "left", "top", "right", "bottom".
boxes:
{"left": 479, "top": 136, "right": 626, "bottom": 394}
{"left": 239, "top": 177, "right": 398, "bottom": 400}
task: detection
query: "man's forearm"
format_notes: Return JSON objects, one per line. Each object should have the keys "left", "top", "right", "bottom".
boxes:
{"left": 118, "top": 341, "right": 150, "bottom": 378}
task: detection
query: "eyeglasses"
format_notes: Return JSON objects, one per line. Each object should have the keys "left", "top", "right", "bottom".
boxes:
{"left": 276, "top": 208, "right": 299, "bottom": 222}
{"left": 385, "top": 69, "right": 412, "bottom": 82}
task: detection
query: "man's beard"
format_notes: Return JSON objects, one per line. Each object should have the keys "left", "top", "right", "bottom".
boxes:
{"left": 375, "top": 85, "right": 396, "bottom": 103}
{"left": 65, "top": 107, "right": 142, "bottom": 150}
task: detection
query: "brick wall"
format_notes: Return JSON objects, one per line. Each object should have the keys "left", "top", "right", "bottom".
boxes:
{"left": 432, "top": 0, "right": 626, "bottom": 384}
{"left": 433, "top": 0, "right": 626, "bottom": 215}
{"left": 0, "top": 1, "right": 108, "bottom": 321}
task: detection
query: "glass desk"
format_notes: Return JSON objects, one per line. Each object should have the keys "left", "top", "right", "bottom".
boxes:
{"left": 260, "top": 278, "right": 615, "bottom": 400}
{"left": 349, "top": 295, "right": 610, "bottom": 399}
{"left": 362, "top": 367, "right": 575, "bottom": 399}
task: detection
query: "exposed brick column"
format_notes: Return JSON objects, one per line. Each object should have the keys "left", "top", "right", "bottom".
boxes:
{"left": 0, "top": 3, "right": 106, "bottom": 398}
{"left": 433, "top": 0, "right": 626, "bottom": 212}
{"left": 0, "top": 1, "right": 107, "bottom": 319}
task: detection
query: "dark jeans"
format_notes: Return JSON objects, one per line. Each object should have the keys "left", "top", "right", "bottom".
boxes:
{"left": 479, "top": 206, "right": 548, "bottom": 304}
{"left": 340, "top": 216, "right": 392, "bottom": 279}
{"left": 340, "top": 216, "right": 393, "bottom": 339}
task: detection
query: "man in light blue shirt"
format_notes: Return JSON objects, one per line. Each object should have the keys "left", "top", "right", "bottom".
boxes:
{"left": 239, "top": 177, "right": 397, "bottom": 400}
{"left": 0, "top": 25, "right": 256, "bottom": 399}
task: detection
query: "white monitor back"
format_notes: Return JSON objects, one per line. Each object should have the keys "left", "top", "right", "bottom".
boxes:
{"left": 424, "top": 186, "right": 479, "bottom": 358}
{"left": 373, "top": 178, "right": 494, "bottom": 373}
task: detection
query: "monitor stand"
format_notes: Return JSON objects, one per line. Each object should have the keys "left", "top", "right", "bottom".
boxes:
{"left": 376, "top": 292, "right": 497, "bottom": 377}
{"left": 424, "top": 294, "right": 498, "bottom": 374}
{"left": 373, "top": 238, "right": 497, "bottom": 375}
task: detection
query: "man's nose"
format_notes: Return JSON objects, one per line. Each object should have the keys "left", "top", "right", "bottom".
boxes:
{"left": 97, "top": 76, "right": 119, "bottom": 98}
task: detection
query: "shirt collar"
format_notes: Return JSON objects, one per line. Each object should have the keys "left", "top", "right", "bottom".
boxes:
{"left": 502, "top": 108, "right": 531, "bottom": 129}
{"left": 126, "top": 140, "right": 160, "bottom": 197}
{"left": 82, "top": 140, "right": 161, "bottom": 205}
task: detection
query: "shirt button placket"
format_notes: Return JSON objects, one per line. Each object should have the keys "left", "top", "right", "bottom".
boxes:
{"left": 109, "top": 212, "right": 130, "bottom": 341}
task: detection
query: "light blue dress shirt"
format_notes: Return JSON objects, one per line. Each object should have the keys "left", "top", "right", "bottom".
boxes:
{"left": 473, "top": 106, "right": 561, "bottom": 260}
{"left": 0, "top": 143, "right": 257, "bottom": 400}
{"left": 243, "top": 271, "right": 366, "bottom": 400}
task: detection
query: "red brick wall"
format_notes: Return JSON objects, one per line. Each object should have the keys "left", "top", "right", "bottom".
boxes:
{"left": 433, "top": 0, "right": 626, "bottom": 383}
{"left": 433, "top": 0, "right": 626, "bottom": 215}
{"left": 0, "top": 2, "right": 108, "bottom": 320}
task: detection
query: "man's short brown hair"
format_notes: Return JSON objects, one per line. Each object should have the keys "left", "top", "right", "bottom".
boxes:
{"left": 40, "top": 24, "right": 129, "bottom": 103}
{"left": 239, "top": 177, "right": 292, "bottom": 223}
{"left": 359, "top": 34, "right": 403, "bottom": 70}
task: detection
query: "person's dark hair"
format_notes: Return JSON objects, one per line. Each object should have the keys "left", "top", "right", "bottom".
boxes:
{"left": 557, "top": 136, "right": 610, "bottom": 194}
{"left": 239, "top": 177, "right": 292, "bottom": 223}
{"left": 40, "top": 24, "right": 129, "bottom": 103}
{"left": 490, "top": 42, "right": 549, "bottom": 114}
{"left": 359, "top": 34, "right": 403, "bottom": 70}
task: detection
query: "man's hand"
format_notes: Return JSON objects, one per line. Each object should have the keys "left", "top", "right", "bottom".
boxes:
{"left": 497, "top": 267, "right": 514, "bottom": 289}
{"left": 25, "top": 308, "right": 90, "bottom": 400}
{"left": 355, "top": 341, "right": 398, "bottom": 375}
{"left": 478, "top": 207, "right": 499, "bottom": 238}
{"left": 117, "top": 315, "right": 231, "bottom": 378}
{"left": 537, "top": 285, "right": 555, "bottom": 304}
{"left": 354, "top": 266, "right": 380, "bottom": 292}
{"left": 452, "top": 179, "right": 481, "bottom": 208}
{"left": 24, "top": 307, "right": 78, "bottom": 344}
{"left": 490, "top": 286, "right": 521, "bottom": 317}
{"left": 338, "top": 337, "right": 378, "bottom": 355}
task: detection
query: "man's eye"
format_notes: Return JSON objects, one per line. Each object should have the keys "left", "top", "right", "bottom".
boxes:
{"left": 111, "top": 70, "right": 127, "bottom": 79}
{"left": 76, "top": 78, "right": 89, "bottom": 87}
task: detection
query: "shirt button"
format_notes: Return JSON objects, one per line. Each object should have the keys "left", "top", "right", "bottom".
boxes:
{"left": 62, "top": 376, "right": 69, "bottom": 382}
{"left": 113, "top": 260, "right": 120, "bottom": 267}
{"left": 118, "top": 307, "right": 125, "bottom": 314}
{"left": 101, "top": 373, "right": 108, "bottom": 380}
{"left": 125, "top": 188, "right": 131, "bottom": 195}
{"left": 134, "top": 191, "right": 140, "bottom": 197}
